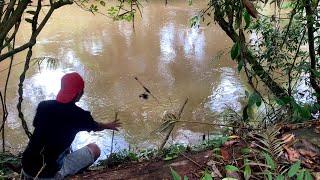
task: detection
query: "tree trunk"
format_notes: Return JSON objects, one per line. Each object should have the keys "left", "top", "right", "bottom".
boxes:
{"left": 212, "top": 3, "right": 288, "bottom": 99}
{"left": 305, "top": 0, "right": 320, "bottom": 104}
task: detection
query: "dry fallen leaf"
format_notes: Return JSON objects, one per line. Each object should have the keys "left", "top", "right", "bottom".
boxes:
{"left": 207, "top": 160, "right": 222, "bottom": 178}
{"left": 221, "top": 147, "right": 231, "bottom": 161}
{"left": 243, "top": 0, "right": 259, "bottom": 18}
{"left": 313, "top": 172, "right": 320, "bottom": 180}
{"left": 298, "top": 149, "right": 317, "bottom": 158}
{"left": 226, "top": 171, "right": 241, "bottom": 179}
{"left": 284, "top": 146, "right": 300, "bottom": 162}
{"left": 315, "top": 126, "right": 320, "bottom": 134}
{"left": 228, "top": 135, "right": 240, "bottom": 139}
{"left": 223, "top": 140, "right": 240, "bottom": 147}
{"left": 282, "top": 133, "right": 295, "bottom": 144}
{"left": 301, "top": 139, "right": 320, "bottom": 153}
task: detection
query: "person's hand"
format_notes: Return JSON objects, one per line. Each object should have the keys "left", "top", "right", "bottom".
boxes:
{"left": 107, "top": 119, "right": 121, "bottom": 131}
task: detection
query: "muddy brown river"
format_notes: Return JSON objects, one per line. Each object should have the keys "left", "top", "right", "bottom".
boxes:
{"left": 0, "top": 1, "right": 248, "bottom": 160}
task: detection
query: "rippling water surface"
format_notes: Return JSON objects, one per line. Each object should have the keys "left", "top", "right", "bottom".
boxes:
{"left": 0, "top": 0, "right": 247, "bottom": 161}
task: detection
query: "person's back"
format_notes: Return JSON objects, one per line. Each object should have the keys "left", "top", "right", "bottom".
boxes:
{"left": 22, "top": 100, "right": 99, "bottom": 177}
{"left": 21, "top": 72, "right": 121, "bottom": 179}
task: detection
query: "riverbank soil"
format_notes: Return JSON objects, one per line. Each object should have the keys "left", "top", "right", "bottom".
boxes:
{"left": 1, "top": 120, "right": 320, "bottom": 179}
{"left": 72, "top": 150, "right": 213, "bottom": 180}
{"left": 70, "top": 121, "right": 320, "bottom": 180}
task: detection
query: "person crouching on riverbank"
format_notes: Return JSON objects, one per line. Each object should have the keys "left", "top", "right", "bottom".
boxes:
{"left": 21, "top": 72, "right": 121, "bottom": 179}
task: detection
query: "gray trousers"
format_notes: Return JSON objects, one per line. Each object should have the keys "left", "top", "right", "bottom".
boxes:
{"left": 21, "top": 145, "right": 95, "bottom": 179}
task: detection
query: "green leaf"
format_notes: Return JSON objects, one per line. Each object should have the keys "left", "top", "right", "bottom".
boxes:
{"left": 189, "top": 15, "right": 199, "bottom": 28}
{"left": 304, "top": 170, "right": 313, "bottom": 180}
{"left": 297, "top": 171, "right": 304, "bottom": 180}
{"left": 245, "top": 90, "right": 249, "bottom": 98}
{"left": 225, "top": 165, "right": 239, "bottom": 172}
{"left": 244, "top": 165, "right": 251, "bottom": 180}
{"left": 165, "top": 155, "right": 177, "bottom": 161}
{"left": 275, "top": 96, "right": 292, "bottom": 106}
{"left": 313, "top": 70, "right": 320, "bottom": 78}
{"left": 248, "top": 92, "right": 262, "bottom": 107}
{"left": 26, "top": 10, "right": 36, "bottom": 15}
{"left": 255, "top": 95, "right": 262, "bottom": 106}
{"left": 188, "top": 0, "right": 192, "bottom": 6}
{"left": 237, "top": 59, "right": 244, "bottom": 72}
{"left": 265, "top": 170, "right": 273, "bottom": 180}
{"left": 244, "top": 10, "right": 251, "bottom": 29}
{"left": 300, "top": 106, "right": 311, "bottom": 119}
{"left": 213, "top": 147, "right": 221, "bottom": 153}
{"left": 288, "top": 161, "right": 301, "bottom": 177}
{"left": 281, "top": 1, "right": 294, "bottom": 8}
{"left": 184, "top": 176, "right": 189, "bottom": 180}
{"left": 263, "top": 153, "right": 275, "bottom": 170}
{"left": 312, "top": 0, "right": 318, "bottom": 7}
{"left": 99, "top": 1, "right": 105, "bottom": 6}
{"left": 243, "top": 105, "right": 249, "bottom": 122}
{"left": 170, "top": 167, "right": 181, "bottom": 180}
{"left": 276, "top": 175, "right": 285, "bottom": 180}
{"left": 246, "top": 105, "right": 255, "bottom": 120}
{"left": 201, "top": 172, "right": 213, "bottom": 180}
{"left": 231, "top": 42, "right": 240, "bottom": 60}
{"left": 234, "top": 15, "right": 241, "bottom": 30}
{"left": 25, "top": 18, "right": 33, "bottom": 23}
{"left": 241, "top": 148, "right": 251, "bottom": 155}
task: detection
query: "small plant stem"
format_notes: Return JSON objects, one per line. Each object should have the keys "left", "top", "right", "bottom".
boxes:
{"left": 134, "top": 77, "right": 160, "bottom": 104}
{"left": 109, "top": 112, "right": 118, "bottom": 157}
{"left": 180, "top": 152, "right": 202, "bottom": 168}
{"left": 159, "top": 98, "right": 188, "bottom": 150}
{"left": 174, "top": 120, "right": 261, "bottom": 130}
{"left": 34, "top": 164, "right": 46, "bottom": 180}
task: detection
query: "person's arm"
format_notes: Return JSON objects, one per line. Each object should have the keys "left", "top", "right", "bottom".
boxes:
{"left": 96, "top": 119, "right": 121, "bottom": 131}
{"left": 79, "top": 110, "right": 122, "bottom": 132}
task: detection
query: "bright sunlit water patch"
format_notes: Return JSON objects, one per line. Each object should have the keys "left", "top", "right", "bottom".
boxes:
{"left": 72, "top": 130, "right": 129, "bottom": 162}
{"left": 27, "top": 69, "right": 65, "bottom": 102}
{"left": 207, "top": 67, "right": 245, "bottom": 113}
{"left": 83, "top": 35, "right": 104, "bottom": 56}
{"left": 65, "top": 50, "right": 81, "bottom": 67}
{"left": 294, "top": 73, "right": 317, "bottom": 104}
{"left": 157, "top": 61, "right": 175, "bottom": 88}
{"left": 118, "top": 22, "right": 133, "bottom": 46}
{"left": 182, "top": 28, "right": 206, "bottom": 61}
{"left": 25, "top": 68, "right": 89, "bottom": 110}
{"left": 158, "top": 23, "right": 178, "bottom": 87}
{"left": 173, "top": 129, "right": 203, "bottom": 145}
{"left": 160, "top": 23, "right": 176, "bottom": 63}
